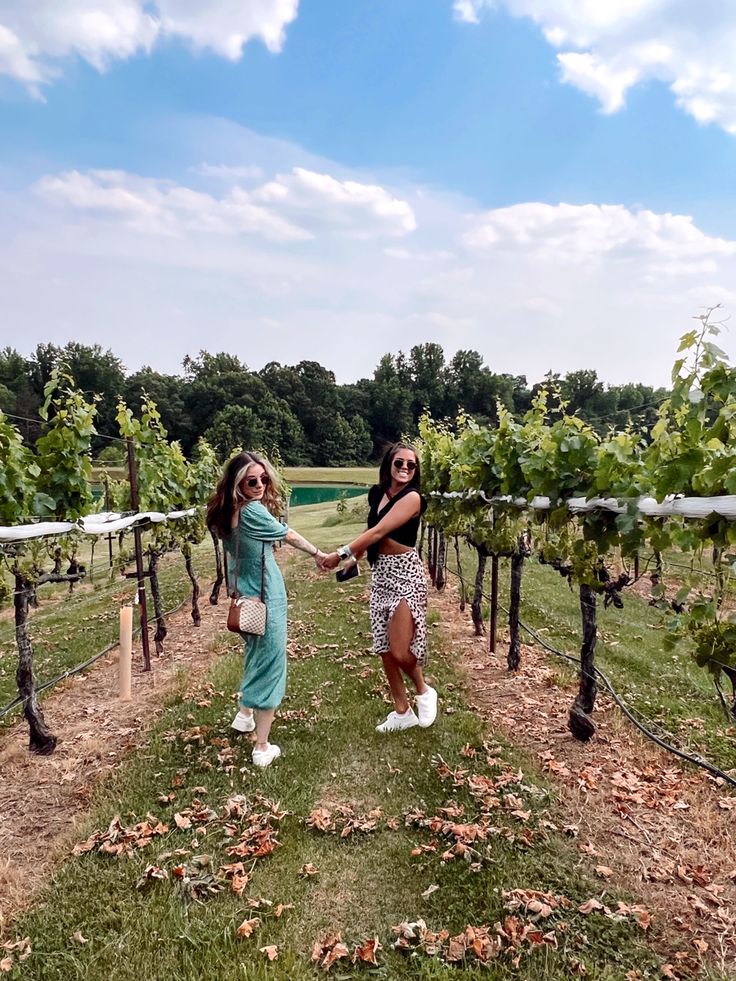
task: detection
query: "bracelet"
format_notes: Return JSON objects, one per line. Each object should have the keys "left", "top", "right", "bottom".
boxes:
{"left": 337, "top": 544, "right": 354, "bottom": 561}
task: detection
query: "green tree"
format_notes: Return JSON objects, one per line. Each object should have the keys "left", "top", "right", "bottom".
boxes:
{"left": 124, "top": 367, "right": 191, "bottom": 450}
{"left": 57, "top": 342, "right": 126, "bottom": 445}
{"left": 369, "top": 354, "right": 413, "bottom": 448}
{"left": 408, "top": 342, "right": 448, "bottom": 422}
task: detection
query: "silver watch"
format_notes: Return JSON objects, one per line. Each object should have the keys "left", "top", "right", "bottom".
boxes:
{"left": 337, "top": 544, "right": 353, "bottom": 561}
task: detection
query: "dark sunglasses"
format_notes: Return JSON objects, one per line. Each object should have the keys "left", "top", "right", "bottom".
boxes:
{"left": 246, "top": 474, "right": 270, "bottom": 488}
{"left": 393, "top": 458, "right": 417, "bottom": 472}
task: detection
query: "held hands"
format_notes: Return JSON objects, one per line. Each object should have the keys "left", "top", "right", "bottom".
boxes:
{"left": 318, "top": 551, "right": 340, "bottom": 571}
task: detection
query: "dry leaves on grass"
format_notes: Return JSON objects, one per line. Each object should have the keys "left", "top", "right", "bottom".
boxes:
{"left": 306, "top": 804, "right": 384, "bottom": 838}
{"left": 135, "top": 865, "right": 169, "bottom": 890}
{"left": 392, "top": 917, "right": 557, "bottom": 966}
{"left": 309, "top": 932, "right": 383, "bottom": 972}
{"left": 235, "top": 917, "right": 260, "bottom": 939}
{"left": 260, "top": 945, "right": 278, "bottom": 961}
{"left": 311, "top": 933, "right": 350, "bottom": 971}
{"left": 0, "top": 938, "right": 31, "bottom": 974}
{"left": 72, "top": 814, "right": 169, "bottom": 857}
{"left": 352, "top": 937, "right": 382, "bottom": 965}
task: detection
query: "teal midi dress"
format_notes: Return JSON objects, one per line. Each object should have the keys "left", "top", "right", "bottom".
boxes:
{"left": 225, "top": 501, "right": 289, "bottom": 711}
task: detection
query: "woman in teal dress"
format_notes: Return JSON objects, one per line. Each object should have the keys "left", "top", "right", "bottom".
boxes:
{"left": 207, "top": 451, "right": 326, "bottom": 767}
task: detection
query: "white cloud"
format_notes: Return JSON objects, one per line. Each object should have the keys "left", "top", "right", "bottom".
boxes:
{"left": 4, "top": 126, "right": 736, "bottom": 386}
{"left": 0, "top": 0, "right": 298, "bottom": 93}
{"left": 452, "top": 0, "right": 484, "bottom": 24}
{"left": 464, "top": 202, "right": 736, "bottom": 265}
{"left": 35, "top": 169, "right": 313, "bottom": 242}
{"left": 254, "top": 168, "right": 417, "bottom": 238}
{"left": 33, "top": 165, "right": 417, "bottom": 242}
{"left": 453, "top": 0, "right": 736, "bottom": 134}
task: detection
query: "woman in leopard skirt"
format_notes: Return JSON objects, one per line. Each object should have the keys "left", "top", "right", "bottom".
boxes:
{"left": 321, "top": 443, "right": 437, "bottom": 732}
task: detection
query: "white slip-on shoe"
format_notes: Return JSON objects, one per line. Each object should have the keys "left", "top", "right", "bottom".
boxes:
{"left": 252, "top": 743, "right": 282, "bottom": 768}
{"left": 231, "top": 708, "right": 256, "bottom": 733}
{"left": 415, "top": 686, "right": 438, "bottom": 728}
{"left": 376, "top": 709, "right": 420, "bottom": 733}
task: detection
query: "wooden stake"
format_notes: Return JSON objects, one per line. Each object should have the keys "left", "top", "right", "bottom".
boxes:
{"left": 489, "top": 554, "right": 499, "bottom": 654}
{"left": 126, "top": 436, "right": 151, "bottom": 672}
{"left": 119, "top": 605, "right": 132, "bottom": 700}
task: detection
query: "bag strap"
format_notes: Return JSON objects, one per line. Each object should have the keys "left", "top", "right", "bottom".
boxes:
{"left": 231, "top": 524, "right": 240, "bottom": 600}
{"left": 231, "top": 511, "right": 266, "bottom": 603}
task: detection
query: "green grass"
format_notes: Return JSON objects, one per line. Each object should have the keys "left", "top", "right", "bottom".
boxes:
{"left": 450, "top": 542, "right": 736, "bottom": 772}
{"left": 284, "top": 467, "right": 376, "bottom": 485}
{"left": 4, "top": 524, "right": 681, "bottom": 981}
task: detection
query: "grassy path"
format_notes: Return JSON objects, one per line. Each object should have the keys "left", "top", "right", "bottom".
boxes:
{"left": 3, "top": 509, "right": 670, "bottom": 979}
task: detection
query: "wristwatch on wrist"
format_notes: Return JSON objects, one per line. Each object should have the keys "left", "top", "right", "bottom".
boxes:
{"left": 337, "top": 544, "right": 354, "bottom": 562}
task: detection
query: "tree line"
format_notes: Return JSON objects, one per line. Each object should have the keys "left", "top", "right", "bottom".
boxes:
{"left": 0, "top": 342, "right": 668, "bottom": 465}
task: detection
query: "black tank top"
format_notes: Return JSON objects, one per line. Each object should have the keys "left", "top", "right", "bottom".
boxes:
{"left": 366, "top": 484, "right": 427, "bottom": 566}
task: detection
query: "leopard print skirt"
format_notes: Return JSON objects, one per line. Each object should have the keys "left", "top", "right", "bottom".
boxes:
{"left": 369, "top": 550, "right": 428, "bottom": 665}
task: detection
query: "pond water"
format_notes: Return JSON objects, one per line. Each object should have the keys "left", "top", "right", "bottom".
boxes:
{"left": 90, "top": 483, "right": 369, "bottom": 508}
{"left": 289, "top": 484, "right": 368, "bottom": 507}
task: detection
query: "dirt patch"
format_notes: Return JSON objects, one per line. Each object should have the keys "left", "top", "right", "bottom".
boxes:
{"left": 0, "top": 597, "right": 230, "bottom": 929}
{"left": 431, "top": 582, "right": 736, "bottom": 977}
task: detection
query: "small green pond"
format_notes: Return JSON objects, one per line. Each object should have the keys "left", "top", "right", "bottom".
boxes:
{"left": 289, "top": 484, "right": 368, "bottom": 507}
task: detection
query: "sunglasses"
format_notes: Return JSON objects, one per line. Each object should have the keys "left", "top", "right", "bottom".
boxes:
{"left": 393, "top": 458, "right": 417, "bottom": 472}
{"left": 246, "top": 474, "right": 270, "bottom": 488}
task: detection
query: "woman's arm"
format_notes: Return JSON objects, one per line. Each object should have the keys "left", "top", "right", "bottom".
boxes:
{"left": 284, "top": 527, "right": 325, "bottom": 563}
{"left": 320, "top": 493, "right": 420, "bottom": 569}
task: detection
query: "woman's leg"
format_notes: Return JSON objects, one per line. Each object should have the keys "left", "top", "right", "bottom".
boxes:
{"left": 388, "top": 599, "right": 437, "bottom": 728}
{"left": 380, "top": 651, "right": 411, "bottom": 714}
{"left": 254, "top": 708, "right": 276, "bottom": 750}
{"left": 388, "top": 600, "right": 429, "bottom": 695}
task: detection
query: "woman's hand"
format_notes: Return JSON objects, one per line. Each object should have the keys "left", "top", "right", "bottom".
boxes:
{"left": 320, "top": 551, "right": 340, "bottom": 571}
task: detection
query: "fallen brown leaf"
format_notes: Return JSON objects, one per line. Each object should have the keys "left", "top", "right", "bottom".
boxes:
{"left": 236, "top": 918, "right": 260, "bottom": 939}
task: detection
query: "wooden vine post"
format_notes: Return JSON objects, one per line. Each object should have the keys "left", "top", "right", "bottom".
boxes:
{"left": 209, "top": 530, "right": 225, "bottom": 605}
{"left": 147, "top": 547, "right": 167, "bottom": 654}
{"left": 126, "top": 436, "right": 151, "bottom": 672}
{"left": 436, "top": 529, "right": 447, "bottom": 591}
{"left": 507, "top": 552, "right": 524, "bottom": 670}
{"left": 183, "top": 544, "right": 201, "bottom": 626}
{"left": 453, "top": 536, "right": 466, "bottom": 612}
{"left": 489, "top": 554, "right": 499, "bottom": 653}
{"left": 14, "top": 572, "right": 57, "bottom": 754}
{"left": 470, "top": 544, "right": 488, "bottom": 636}
{"left": 568, "top": 584, "right": 598, "bottom": 741}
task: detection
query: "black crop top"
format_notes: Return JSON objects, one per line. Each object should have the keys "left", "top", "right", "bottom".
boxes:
{"left": 366, "top": 484, "right": 427, "bottom": 566}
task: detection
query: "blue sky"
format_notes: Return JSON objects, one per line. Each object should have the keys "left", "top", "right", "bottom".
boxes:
{"left": 0, "top": 0, "right": 735, "bottom": 384}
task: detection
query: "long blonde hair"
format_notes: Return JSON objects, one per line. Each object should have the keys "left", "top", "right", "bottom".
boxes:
{"left": 206, "top": 451, "right": 286, "bottom": 538}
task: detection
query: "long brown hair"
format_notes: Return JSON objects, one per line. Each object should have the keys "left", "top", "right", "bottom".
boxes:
{"left": 206, "top": 451, "right": 285, "bottom": 539}
{"left": 378, "top": 442, "right": 421, "bottom": 493}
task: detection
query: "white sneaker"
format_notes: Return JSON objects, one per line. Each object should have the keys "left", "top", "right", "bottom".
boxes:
{"left": 415, "top": 686, "right": 438, "bottom": 728}
{"left": 231, "top": 708, "right": 256, "bottom": 733}
{"left": 252, "top": 743, "right": 282, "bottom": 767}
{"left": 376, "top": 709, "right": 420, "bottom": 733}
